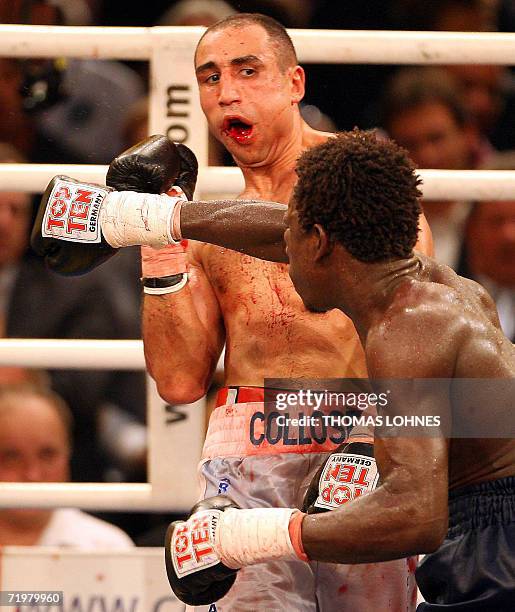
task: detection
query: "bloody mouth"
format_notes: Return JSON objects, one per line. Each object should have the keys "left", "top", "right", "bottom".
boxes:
{"left": 223, "top": 118, "right": 254, "bottom": 143}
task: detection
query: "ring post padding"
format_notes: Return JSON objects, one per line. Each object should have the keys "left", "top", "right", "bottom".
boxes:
{"left": 147, "top": 27, "right": 207, "bottom": 512}
{"left": 150, "top": 27, "right": 209, "bottom": 178}
{"left": 147, "top": 378, "right": 205, "bottom": 511}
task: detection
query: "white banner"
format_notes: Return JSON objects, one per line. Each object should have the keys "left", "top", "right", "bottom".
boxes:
{"left": 0, "top": 547, "right": 184, "bottom": 612}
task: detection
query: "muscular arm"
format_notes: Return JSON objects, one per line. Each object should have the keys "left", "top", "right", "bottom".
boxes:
{"left": 302, "top": 396, "right": 450, "bottom": 563}
{"left": 301, "top": 304, "right": 457, "bottom": 563}
{"left": 142, "top": 242, "right": 225, "bottom": 404}
{"left": 181, "top": 201, "right": 433, "bottom": 263}
{"left": 181, "top": 199, "right": 288, "bottom": 263}
{"left": 303, "top": 434, "right": 449, "bottom": 563}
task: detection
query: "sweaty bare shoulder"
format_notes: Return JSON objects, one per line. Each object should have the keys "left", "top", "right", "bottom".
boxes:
{"left": 458, "top": 275, "right": 502, "bottom": 329}
{"left": 366, "top": 281, "right": 467, "bottom": 379}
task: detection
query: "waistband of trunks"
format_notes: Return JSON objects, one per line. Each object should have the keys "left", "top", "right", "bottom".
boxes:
{"left": 202, "top": 399, "right": 350, "bottom": 460}
{"left": 447, "top": 475, "right": 515, "bottom": 538}
{"left": 216, "top": 386, "right": 290, "bottom": 407}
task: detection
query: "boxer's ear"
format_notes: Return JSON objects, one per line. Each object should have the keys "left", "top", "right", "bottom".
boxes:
{"left": 312, "top": 223, "right": 333, "bottom": 262}
{"left": 289, "top": 65, "right": 305, "bottom": 105}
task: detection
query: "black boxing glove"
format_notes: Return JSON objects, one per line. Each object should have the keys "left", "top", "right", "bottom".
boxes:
{"left": 30, "top": 176, "right": 118, "bottom": 276}
{"left": 108, "top": 136, "right": 197, "bottom": 294}
{"left": 31, "top": 175, "right": 186, "bottom": 276}
{"left": 303, "top": 432, "right": 379, "bottom": 514}
{"left": 173, "top": 142, "right": 198, "bottom": 200}
{"left": 106, "top": 134, "right": 181, "bottom": 194}
{"left": 31, "top": 136, "right": 184, "bottom": 276}
{"left": 165, "top": 496, "right": 240, "bottom": 606}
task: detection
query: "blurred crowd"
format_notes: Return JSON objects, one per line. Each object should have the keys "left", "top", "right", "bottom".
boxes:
{"left": 0, "top": 0, "right": 513, "bottom": 544}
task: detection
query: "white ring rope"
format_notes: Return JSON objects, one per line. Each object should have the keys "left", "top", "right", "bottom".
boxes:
{"left": 0, "top": 339, "right": 144, "bottom": 370}
{"left": 0, "top": 483, "right": 158, "bottom": 511}
{"left": 1, "top": 165, "right": 515, "bottom": 200}
{"left": 0, "top": 25, "right": 515, "bottom": 64}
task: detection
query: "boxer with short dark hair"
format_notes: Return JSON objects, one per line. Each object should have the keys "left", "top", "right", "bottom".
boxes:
{"left": 133, "top": 15, "right": 431, "bottom": 611}
{"left": 164, "top": 130, "right": 515, "bottom": 611}
{"left": 194, "top": 12, "right": 298, "bottom": 71}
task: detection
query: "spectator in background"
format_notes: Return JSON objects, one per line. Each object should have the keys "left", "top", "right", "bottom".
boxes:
{"left": 392, "top": 0, "right": 515, "bottom": 152}
{"left": 379, "top": 67, "right": 481, "bottom": 269}
{"left": 156, "top": 0, "right": 235, "bottom": 26}
{"left": 458, "top": 152, "right": 515, "bottom": 342}
{"left": 444, "top": 63, "right": 508, "bottom": 145}
{"left": 0, "top": 0, "right": 145, "bottom": 164}
{"left": 0, "top": 380, "right": 133, "bottom": 548}
{"left": 0, "top": 366, "right": 49, "bottom": 388}
{"left": 429, "top": 0, "right": 515, "bottom": 153}
{"left": 0, "top": 142, "right": 146, "bottom": 485}
{"left": 36, "top": 56, "right": 145, "bottom": 164}
{"left": 0, "top": 57, "right": 81, "bottom": 163}
{"left": 0, "top": 58, "right": 36, "bottom": 159}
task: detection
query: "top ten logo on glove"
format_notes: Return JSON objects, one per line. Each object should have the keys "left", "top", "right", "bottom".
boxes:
{"left": 171, "top": 510, "right": 222, "bottom": 578}
{"left": 42, "top": 178, "right": 108, "bottom": 243}
{"left": 315, "top": 452, "right": 379, "bottom": 510}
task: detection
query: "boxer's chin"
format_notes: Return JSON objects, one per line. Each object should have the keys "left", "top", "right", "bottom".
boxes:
{"left": 302, "top": 297, "right": 329, "bottom": 314}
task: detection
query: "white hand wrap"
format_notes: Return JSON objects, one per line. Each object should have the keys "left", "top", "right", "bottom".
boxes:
{"left": 215, "top": 507, "right": 298, "bottom": 570}
{"left": 100, "top": 191, "right": 185, "bottom": 248}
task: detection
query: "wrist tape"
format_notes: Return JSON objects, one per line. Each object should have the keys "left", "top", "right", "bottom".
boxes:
{"left": 167, "top": 186, "right": 185, "bottom": 242}
{"left": 101, "top": 191, "right": 185, "bottom": 248}
{"left": 142, "top": 273, "right": 188, "bottom": 295}
{"left": 215, "top": 508, "right": 307, "bottom": 569}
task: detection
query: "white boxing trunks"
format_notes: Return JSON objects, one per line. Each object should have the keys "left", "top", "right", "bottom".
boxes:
{"left": 190, "top": 386, "right": 417, "bottom": 612}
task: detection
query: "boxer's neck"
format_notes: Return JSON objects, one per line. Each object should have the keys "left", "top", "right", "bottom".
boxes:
{"left": 236, "top": 120, "right": 329, "bottom": 204}
{"left": 238, "top": 161, "right": 298, "bottom": 204}
{"left": 331, "top": 254, "right": 422, "bottom": 341}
